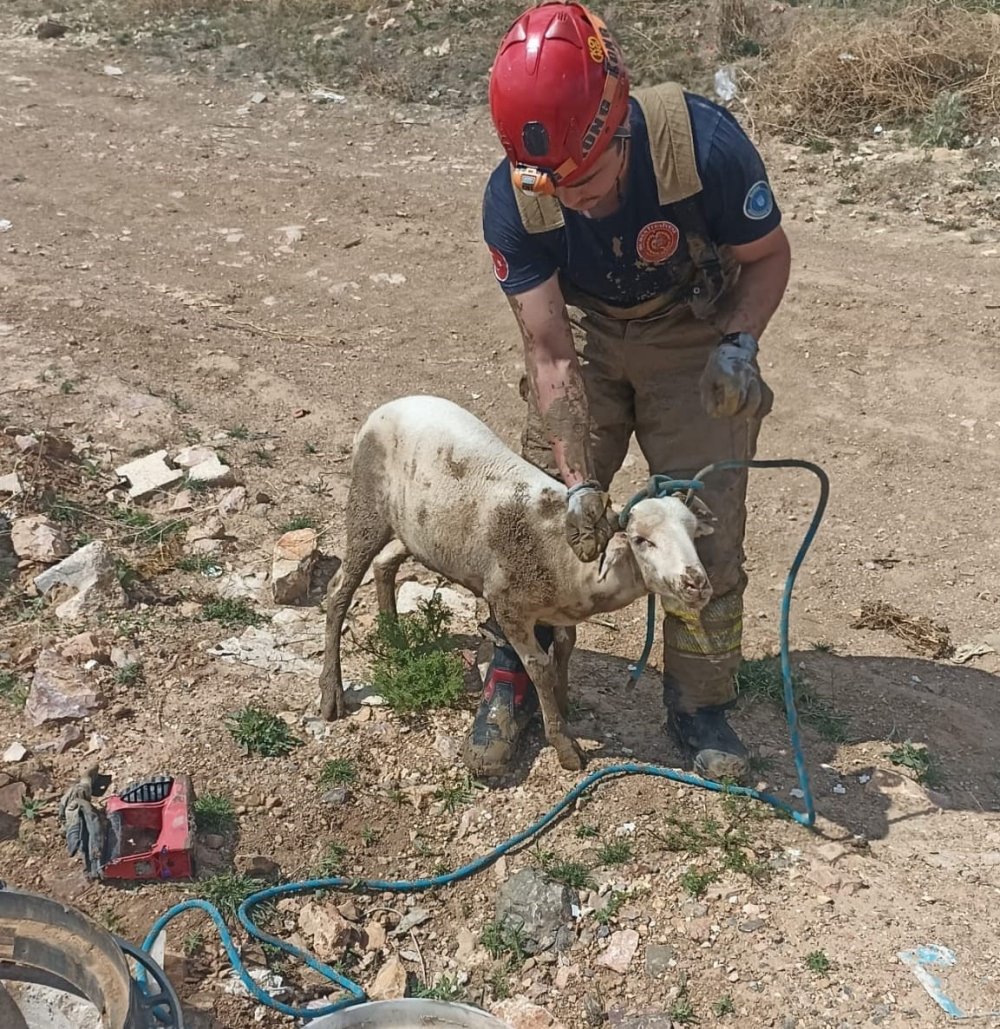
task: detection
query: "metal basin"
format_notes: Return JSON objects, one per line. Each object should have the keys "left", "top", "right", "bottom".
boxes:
{"left": 307, "top": 999, "right": 511, "bottom": 1028}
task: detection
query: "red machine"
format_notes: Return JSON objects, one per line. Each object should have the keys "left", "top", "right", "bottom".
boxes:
{"left": 101, "top": 774, "right": 196, "bottom": 881}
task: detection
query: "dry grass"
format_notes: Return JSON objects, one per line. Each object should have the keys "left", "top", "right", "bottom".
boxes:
{"left": 752, "top": 2, "right": 1000, "bottom": 138}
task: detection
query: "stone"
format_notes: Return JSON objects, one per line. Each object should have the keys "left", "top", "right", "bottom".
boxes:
{"left": 454, "top": 927, "right": 478, "bottom": 964}
{"left": 187, "top": 454, "right": 235, "bottom": 488}
{"left": 363, "top": 920, "right": 387, "bottom": 953}
{"left": 391, "top": 907, "right": 431, "bottom": 936}
{"left": 218, "top": 486, "right": 247, "bottom": 515}
{"left": 174, "top": 445, "right": 216, "bottom": 469}
{"left": 598, "top": 929, "right": 640, "bottom": 974}
{"left": 246, "top": 855, "right": 281, "bottom": 881}
{"left": 369, "top": 954, "right": 408, "bottom": 1001}
{"left": 491, "top": 996, "right": 566, "bottom": 1029}
{"left": 11, "top": 515, "right": 71, "bottom": 563}
{"left": 24, "top": 648, "right": 104, "bottom": 726}
{"left": 643, "top": 943, "right": 676, "bottom": 978}
{"left": 55, "top": 724, "right": 85, "bottom": 754}
{"left": 272, "top": 528, "right": 318, "bottom": 604}
{"left": 2, "top": 980, "right": 102, "bottom": 1029}
{"left": 115, "top": 449, "right": 184, "bottom": 499}
{"left": 607, "top": 1013, "right": 675, "bottom": 1029}
{"left": 495, "top": 868, "right": 576, "bottom": 955}
{"left": 434, "top": 733, "right": 462, "bottom": 763}
{"left": 186, "top": 517, "right": 226, "bottom": 544}
{"left": 59, "top": 632, "right": 108, "bottom": 663}
{"left": 171, "top": 490, "right": 194, "bottom": 512}
{"left": 33, "top": 542, "right": 126, "bottom": 620}
{"left": 298, "top": 901, "right": 355, "bottom": 960}
{"left": 3, "top": 742, "right": 28, "bottom": 763}
{"left": 0, "top": 780, "right": 27, "bottom": 816}
{"left": 321, "top": 787, "right": 351, "bottom": 807}
{"left": 397, "top": 581, "right": 477, "bottom": 626}
{"left": 815, "top": 842, "right": 849, "bottom": 864}
{"left": 203, "top": 834, "right": 226, "bottom": 850}
{"left": 0, "top": 472, "right": 24, "bottom": 496}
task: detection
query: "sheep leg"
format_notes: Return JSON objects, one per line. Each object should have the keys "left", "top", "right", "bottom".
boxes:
{"left": 319, "top": 484, "right": 392, "bottom": 721}
{"left": 498, "top": 612, "right": 586, "bottom": 772}
{"left": 552, "top": 626, "right": 576, "bottom": 718}
{"left": 372, "top": 539, "right": 410, "bottom": 618}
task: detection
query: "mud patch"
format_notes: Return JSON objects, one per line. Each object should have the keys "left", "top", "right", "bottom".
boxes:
{"left": 486, "top": 483, "right": 557, "bottom": 605}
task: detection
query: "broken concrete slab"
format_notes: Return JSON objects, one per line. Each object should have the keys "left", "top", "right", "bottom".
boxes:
{"left": 272, "top": 528, "right": 318, "bottom": 604}
{"left": 115, "top": 449, "right": 183, "bottom": 499}
{"left": 11, "top": 515, "right": 71, "bottom": 563}
{"left": 24, "top": 647, "right": 104, "bottom": 726}
{"left": 33, "top": 541, "right": 126, "bottom": 620}
{"left": 187, "top": 454, "right": 235, "bottom": 488}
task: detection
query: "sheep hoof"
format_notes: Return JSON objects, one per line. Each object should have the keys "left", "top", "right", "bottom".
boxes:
{"left": 554, "top": 735, "right": 586, "bottom": 772}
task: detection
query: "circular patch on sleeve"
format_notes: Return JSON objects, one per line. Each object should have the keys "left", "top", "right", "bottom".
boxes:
{"left": 587, "top": 36, "right": 605, "bottom": 63}
{"left": 488, "top": 246, "right": 510, "bottom": 283}
{"left": 743, "top": 180, "right": 774, "bottom": 221}
{"left": 636, "top": 220, "right": 680, "bottom": 264}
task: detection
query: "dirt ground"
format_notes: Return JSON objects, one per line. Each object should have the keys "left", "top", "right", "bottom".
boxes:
{"left": 2, "top": 8, "right": 1000, "bottom": 1029}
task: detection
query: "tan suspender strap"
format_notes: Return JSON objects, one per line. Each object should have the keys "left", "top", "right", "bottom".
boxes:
{"left": 631, "top": 82, "right": 703, "bottom": 206}
{"left": 511, "top": 169, "right": 565, "bottom": 234}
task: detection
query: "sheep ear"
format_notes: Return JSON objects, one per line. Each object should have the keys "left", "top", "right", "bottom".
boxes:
{"left": 689, "top": 496, "right": 716, "bottom": 538}
{"left": 597, "top": 533, "right": 628, "bottom": 581}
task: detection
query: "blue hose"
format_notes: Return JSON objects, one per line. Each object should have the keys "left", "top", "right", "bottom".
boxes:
{"left": 140, "top": 457, "right": 828, "bottom": 1022}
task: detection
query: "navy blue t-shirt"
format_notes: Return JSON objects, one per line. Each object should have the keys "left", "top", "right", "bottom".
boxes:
{"left": 482, "top": 92, "right": 781, "bottom": 307}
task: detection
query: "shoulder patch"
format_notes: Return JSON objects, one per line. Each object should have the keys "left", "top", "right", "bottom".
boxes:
{"left": 488, "top": 245, "right": 510, "bottom": 283}
{"left": 743, "top": 180, "right": 774, "bottom": 221}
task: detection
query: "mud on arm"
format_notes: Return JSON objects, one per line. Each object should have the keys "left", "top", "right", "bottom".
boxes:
{"left": 508, "top": 272, "right": 593, "bottom": 488}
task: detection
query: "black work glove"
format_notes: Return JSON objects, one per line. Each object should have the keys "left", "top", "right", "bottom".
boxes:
{"left": 565, "top": 481, "right": 615, "bottom": 563}
{"left": 699, "top": 331, "right": 763, "bottom": 418}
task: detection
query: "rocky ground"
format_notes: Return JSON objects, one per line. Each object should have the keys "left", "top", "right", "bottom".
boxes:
{"left": 2, "top": 5, "right": 1000, "bottom": 1029}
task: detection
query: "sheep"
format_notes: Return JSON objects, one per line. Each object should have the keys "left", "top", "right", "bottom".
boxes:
{"left": 318, "top": 394, "right": 715, "bottom": 772}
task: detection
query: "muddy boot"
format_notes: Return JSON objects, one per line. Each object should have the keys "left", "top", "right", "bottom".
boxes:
{"left": 667, "top": 703, "right": 749, "bottom": 783}
{"left": 461, "top": 626, "right": 553, "bottom": 777}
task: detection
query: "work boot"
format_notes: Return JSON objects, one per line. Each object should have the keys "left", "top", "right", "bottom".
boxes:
{"left": 668, "top": 704, "right": 749, "bottom": 783}
{"left": 461, "top": 626, "right": 553, "bottom": 777}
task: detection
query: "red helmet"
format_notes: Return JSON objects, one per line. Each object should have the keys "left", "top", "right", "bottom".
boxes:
{"left": 488, "top": 2, "right": 630, "bottom": 192}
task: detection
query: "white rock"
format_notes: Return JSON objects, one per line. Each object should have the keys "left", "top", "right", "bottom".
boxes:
{"left": 218, "top": 486, "right": 247, "bottom": 515}
{"left": 0, "top": 472, "right": 24, "bottom": 495}
{"left": 187, "top": 453, "right": 235, "bottom": 487}
{"left": 173, "top": 445, "right": 216, "bottom": 469}
{"left": 597, "top": 929, "right": 640, "bottom": 974}
{"left": 33, "top": 541, "right": 126, "bottom": 620}
{"left": 397, "top": 581, "right": 476, "bottom": 626}
{"left": 368, "top": 954, "right": 408, "bottom": 1001}
{"left": 3, "top": 742, "right": 29, "bottom": 763}
{"left": 115, "top": 449, "right": 183, "bottom": 499}
{"left": 11, "top": 515, "right": 71, "bottom": 563}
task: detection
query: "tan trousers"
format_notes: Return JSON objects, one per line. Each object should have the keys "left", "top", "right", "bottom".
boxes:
{"left": 520, "top": 300, "right": 773, "bottom": 714}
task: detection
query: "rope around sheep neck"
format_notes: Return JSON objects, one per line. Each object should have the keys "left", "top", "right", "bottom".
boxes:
{"left": 140, "top": 458, "right": 829, "bottom": 1022}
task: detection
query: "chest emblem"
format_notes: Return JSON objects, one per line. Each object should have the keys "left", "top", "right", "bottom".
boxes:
{"left": 636, "top": 220, "right": 680, "bottom": 264}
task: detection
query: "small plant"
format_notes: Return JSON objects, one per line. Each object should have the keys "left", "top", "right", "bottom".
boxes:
{"left": 575, "top": 823, "right": 599, "bottom": 839}
{"left": 435, "top": 777, "right": 475, "bottom": 814}
{"left": 670, "top": 975, "right": 696, "bottom": 1023}
{"left": 176, "top": 555, "right": 219, "bottom": 574}
{"left": 736, "top": 656, "right": 849, "bottom": 742}
{"left": 915, "top": 90, "right": 968, "bottom": 149}
{"left": 198, "top": 872, "right": 261, "bottom": 921}
{"left": 540, "top": 855, "right": 594, "bottom": 890}
{"left": 0, "top": 672, "right": 27, "bottom": 708}
{"left": 714, "top": 994, "right": 736, "bottom": 1016}
{"left": 280, "top": 514, "right": 318, "bottom": 533}
{"left": 201, "top": 598, "right": 265, "bottom": 628}
{"left": 98, "top": 907, "right": 124, "bottom": 933}
{"left": 111, "top": 507, "right": 188, "bottom": 548}
{"left": 320, "top": 758, "right": 357, "bottom": 786}
{"left": 361, "top": 825, "right": 381, "bottom": 847}
{"left": 184, "top": 476, "right": 212, "bottom": 494}
{"left": 226, "top": 425, "right": 252, "bottom": 440}
{"left": 597, "top": 840, "right": 633, "bottom": 865}
{"left": 360, "top": 594, "right": 464, "bottom": 715}
{"left": 182, "top": 930, "right": 205, "bottom": 957}
{"left": 481, "top": 918, "right": 527, "bottom": 963}
{"left": 60, "top": 378, "right": 78, "bottom": 394}
{"left": 113, "top": 662, "right": 144, "bottom": 688}
{"left": 194, "top": 793, "right": 236, "bottom": 834}
{"left": 488, "top": 964, "right": 512, "bottom": 1000}
{"left": 414, "top": 975, "right": 464, "bottom": 1002}
{"left": 680, "top": 866, "right": 719, "bottom": 898}
{"left": 887, "top": 741, "right": 944, "bottom": 787}
{"left": 316, "top": 843, "right": 348, "bottom": 877}
{"left": 805, "top": 949, "right": 831, "bottom": 975}
{"left": 46, "top": 496, "right": 83, "bottom": 525}
{"left": 594, "top": 891, "right": 625, "bottom": 926}
{"left": 226, "top": 705, "right": 302, "bottom": 757}
{"left": 21, "top": 797, "right": 46, "bottom": 821}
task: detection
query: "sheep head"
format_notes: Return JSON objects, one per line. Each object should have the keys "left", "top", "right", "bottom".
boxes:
{"left": 616, "top": 495, "right": 714, "bottom": 611}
